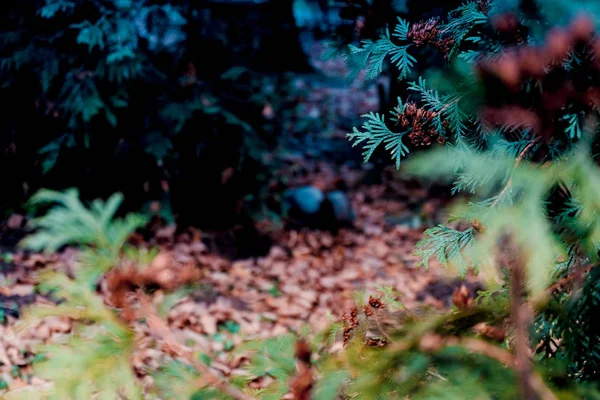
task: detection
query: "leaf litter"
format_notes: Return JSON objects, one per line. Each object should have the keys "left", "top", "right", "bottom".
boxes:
{"left": 0, "top": 177, "right": 482, "bottom": 395}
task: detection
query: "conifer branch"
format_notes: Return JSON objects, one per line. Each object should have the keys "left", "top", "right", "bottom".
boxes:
{"left": 416, "top": 333, "right": 557, "bottom": 400}
{"left": 490, "top": 137, "right": 541, "bottom": 208}
{"left": 459, "top": 338, "right": 557, "bottom": 400}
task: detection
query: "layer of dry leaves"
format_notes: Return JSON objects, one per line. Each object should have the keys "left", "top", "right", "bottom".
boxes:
{"left": 0, "top": 179, "right": 477, "bottom": 395}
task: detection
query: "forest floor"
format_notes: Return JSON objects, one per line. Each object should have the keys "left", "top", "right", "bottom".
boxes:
{"left": 0, "top": 38, "right": 481, "bottom": 394}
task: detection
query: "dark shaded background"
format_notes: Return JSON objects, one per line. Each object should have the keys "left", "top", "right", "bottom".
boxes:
{"left": 0, "top": 0, "right": 460, "bottom": 248}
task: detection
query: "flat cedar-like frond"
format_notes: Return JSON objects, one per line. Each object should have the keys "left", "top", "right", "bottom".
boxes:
{"left": 312, "top": 370, "right": 349, "bottom": 400}
{"left": 561, "top": 113, "right": 583, "bottom": 140}
{"left": 440, "top": 1, "right": 489, "bottom": 59}
{"left": 407, "top": 78, "right": 469, "bottom": 140}
{"left": 404, "top": 142, "right": 600, "bottom": 294}
{"left": 346, "top": 25, "right": 416, "bottom": 80}
{"left": 347, "top": 112, "right": 410, "bottom": 168}
{"left": 408, "top": 78, "right": 446, "bottom": 112}
{"left": 414, "top": 225, "right": 476, "bottom": 275}
{"left": 340, "top": 3, "right": 600, "bottom": 397}
{"left": 393, "top": 17, "right": 410, "bottom": 40}
{"left": 33, "top": 333, "right": 140, "bottom": 400}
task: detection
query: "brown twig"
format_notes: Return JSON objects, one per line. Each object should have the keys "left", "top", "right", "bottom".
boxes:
{"left": 137, "top": 292, "right": 256, "bottom": 400}
{"left": 510, "top": 261, "right": 536, "bottom": 400}
{"left": 525, "top": 262, "right": 599, "bottom": 310}
{"left": 459, "top": 337, "right": 515, "bottom": 366}
{"left": 546, "top": 264, "right": 596, "bottom": 295}
{"left": 491, "top": 137, "right": 541, "bottom": 208}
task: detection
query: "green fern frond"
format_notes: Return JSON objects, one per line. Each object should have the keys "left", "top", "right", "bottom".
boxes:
{"left": 407, "top": 78, "right": 446, "bottom": 113}
{"left": 21, "top": 188, "right": 146, "bottom": 254}
{"left": 445, "top": 97, "right": 469, "bottom": 141}
{"left": 19, "top": 188, "right": 147, "bottom": 285}
{"left": 347, "top": 112, "right": 410, "bottom": 168}
{"left": 327, "top": 322, "right": 344, "bottom": 346}
{"left": 488, "top": 135, "right": 537, "bottom": 159}
{"left": 236, "top": 333, "right": 296, "bottom": 391}
{"left": 450, "top": 160, "right": 510, "bottom": 195}
{"left": 451, "top": 135, "right": 541, "bottom": 195}
{"left": 458, "top": 49, "right": 481, "bottom": 63}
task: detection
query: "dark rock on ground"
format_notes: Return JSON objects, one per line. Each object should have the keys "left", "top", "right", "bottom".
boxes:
{"left": 282, "top": 185, "right": 355, "bottom": 231}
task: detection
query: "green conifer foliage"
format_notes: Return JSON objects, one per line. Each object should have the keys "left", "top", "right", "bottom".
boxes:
{"left": 341, "top": 0, "right": 600, "bottom": 397}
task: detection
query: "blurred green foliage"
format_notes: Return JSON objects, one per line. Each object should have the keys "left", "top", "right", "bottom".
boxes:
{"left": 0, "top": 0, "right": 302, "bottom": 228}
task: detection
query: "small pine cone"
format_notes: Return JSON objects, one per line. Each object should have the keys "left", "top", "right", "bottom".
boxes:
{"left": 451, "top": 285, "right": 473, "bottom": 309}
{"left": 409, "top": 129, "right": 438, "bottom": 147}
{"left": 408, "top": 18, "right": 440, "bottom": 46}
{"left": 342, "top": 307, "right": 360, "bottom": 346}
{"left": 368, "top": 296, "right": 386, "bottom": 309}
{"left": 473, "top": 323, "right": 506, "bottom": 342}
{"left": 405, "top": 102, "right": 418, "bottom": 116}
{"left": 472, "top": 219, "right": 486, "bottom": 234}
{"left": 398, "top": 113, "right": 409, "bottom": 127}
{"left": 434, "top": 37, "right": 455, "bottom": 59}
